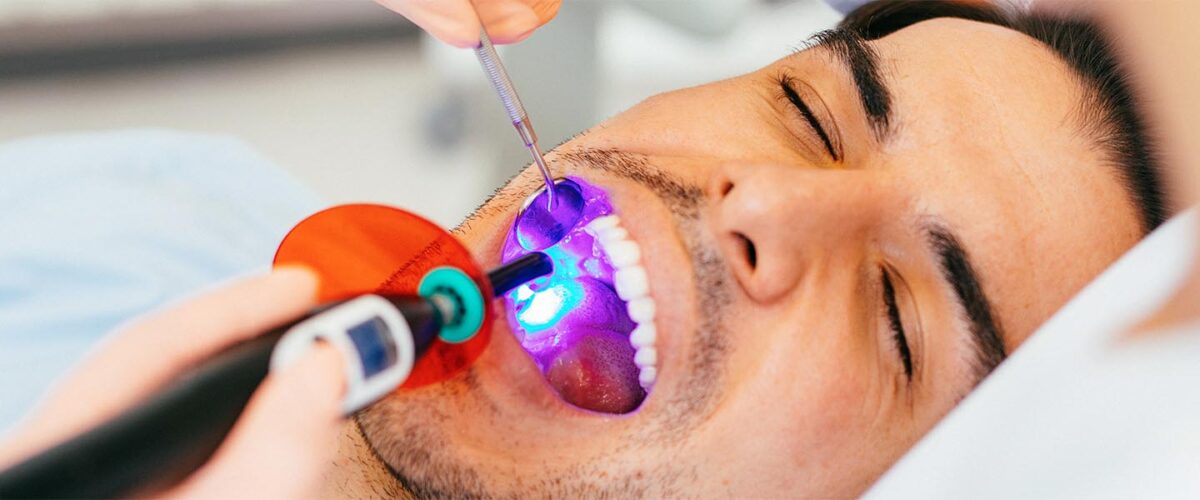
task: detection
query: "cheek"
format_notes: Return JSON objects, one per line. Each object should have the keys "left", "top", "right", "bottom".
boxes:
{"left": 579, "top": 80, "right": 769, "bottom": 160}
{"left": 697, "top": 314, "right": 891, "bottom": 493}
{"left": 726, "top": 302, "right": 888, "bottom": 456}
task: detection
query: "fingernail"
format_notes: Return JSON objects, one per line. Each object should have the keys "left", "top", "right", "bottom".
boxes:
{"left": 484, "top": 6, "right": 539, "bottom": 43}
{"left": 273, "top": 265, "right": 321, "bottom": 300}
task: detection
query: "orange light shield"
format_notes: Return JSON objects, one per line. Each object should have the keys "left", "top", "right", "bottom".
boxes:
{"left": 273, "top": 204, "right": 492, "bottom": 388}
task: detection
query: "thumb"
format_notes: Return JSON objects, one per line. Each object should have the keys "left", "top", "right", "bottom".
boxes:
{"left": 170, "top": 344, "right": 346, "bottom": 499}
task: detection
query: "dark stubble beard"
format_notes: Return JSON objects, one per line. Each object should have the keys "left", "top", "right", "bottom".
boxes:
{"left": 353, "top": 148, "right": 734, "bottom": 498}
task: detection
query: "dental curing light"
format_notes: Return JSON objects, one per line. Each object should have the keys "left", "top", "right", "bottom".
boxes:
{"left": 0, "top": 206, "right": 553, "bottom": 499}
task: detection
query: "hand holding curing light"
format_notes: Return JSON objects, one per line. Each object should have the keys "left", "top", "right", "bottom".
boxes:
{"left": 273, "top": 267, "right": 488, "bottom": 414}
{"left": 0, "top": 236, "right": 555, "bottom": 498}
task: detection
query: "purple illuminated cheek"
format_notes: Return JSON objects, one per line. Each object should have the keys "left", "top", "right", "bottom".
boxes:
{"left": 516, "top": 180, "right": 585, "bottom": 251}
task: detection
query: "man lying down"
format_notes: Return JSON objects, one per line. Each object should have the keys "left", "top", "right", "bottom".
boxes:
{"left": 332, "top": 2, "right": 1168, "bottom": 498}
{"left": 0, "top": 1, "right": 1168, "bottom": 498}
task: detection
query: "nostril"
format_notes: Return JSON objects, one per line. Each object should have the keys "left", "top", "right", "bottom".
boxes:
{"left": 735, "top": 232, "right": 757, "bottom": 270}
{"left": 719, "top": 179, "right": 735, "bottom": 198}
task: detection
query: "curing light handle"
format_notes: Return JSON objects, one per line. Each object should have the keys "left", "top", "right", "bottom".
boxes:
{"left": 0, "top": 296, "right": 440, "bottom": 499}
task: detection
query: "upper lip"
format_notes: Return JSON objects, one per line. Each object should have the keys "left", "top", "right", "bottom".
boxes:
{"left": 472, "top": 169, "right": 697, "bottom": 419}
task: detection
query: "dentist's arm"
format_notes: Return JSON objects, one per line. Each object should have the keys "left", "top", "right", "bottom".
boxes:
{"left": 0, "top": 268, "right": 345, "bottom": 498}
{"left": 375, "top": 0, "right": 561, "bottom": 48}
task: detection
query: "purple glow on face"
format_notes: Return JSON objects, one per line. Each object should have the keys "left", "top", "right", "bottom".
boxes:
{"left": 503, "top": 178, "right": 621, "bottom": 365}
{"left": 501, "top": 177, "right": 645, "bottom": 413}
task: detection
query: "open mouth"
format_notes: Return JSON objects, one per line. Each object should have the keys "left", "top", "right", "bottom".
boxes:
{"left": 500, "top": 177, "right": 657, "bottom": 414}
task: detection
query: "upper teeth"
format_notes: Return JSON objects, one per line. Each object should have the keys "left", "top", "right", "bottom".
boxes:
{"left": 585, "top": 215, "right": 658, "bottom": 390}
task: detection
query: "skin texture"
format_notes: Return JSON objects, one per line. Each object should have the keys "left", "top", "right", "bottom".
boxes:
{"left": 326, "top": 18, "right": 1144, "bottom": 498}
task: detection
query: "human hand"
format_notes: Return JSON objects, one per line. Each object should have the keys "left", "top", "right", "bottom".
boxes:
{"left": 0, "top": 268, "right": 345, "bottom": 498}
{"left": 374, "top": 0, "right": 561, "bottom": 48}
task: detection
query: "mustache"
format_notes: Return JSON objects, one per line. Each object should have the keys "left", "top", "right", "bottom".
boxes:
{"left": 554, "top": 148, "right": 705, "bottom": 219}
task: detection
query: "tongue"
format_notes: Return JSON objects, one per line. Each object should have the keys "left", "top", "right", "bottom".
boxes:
{"left": 545, "top": 330, "right": 645, "bottom": 413}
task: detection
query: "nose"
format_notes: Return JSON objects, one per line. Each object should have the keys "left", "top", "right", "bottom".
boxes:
{"left": 708, "top": 163, "right": 882, "bottom": 303}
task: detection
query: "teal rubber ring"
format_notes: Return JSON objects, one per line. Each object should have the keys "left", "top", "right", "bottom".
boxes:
{"left": 418, "top": 266, "right": 485, "bottom": 344}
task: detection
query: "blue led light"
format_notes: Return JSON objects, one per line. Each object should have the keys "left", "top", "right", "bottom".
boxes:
{"left": 507, "top": 203, "right": 604, "bottom": 335}
{"left": 514, "top": 279, "right": 584, "bottom": 332}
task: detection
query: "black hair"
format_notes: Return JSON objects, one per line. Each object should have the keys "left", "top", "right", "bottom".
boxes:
{"left": 840, "top": 0, "right": 1167, "bottom": 233}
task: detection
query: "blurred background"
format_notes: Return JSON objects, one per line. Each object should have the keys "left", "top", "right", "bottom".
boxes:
{"left": 0, "top": 0, "right": 842, "bottom": 227}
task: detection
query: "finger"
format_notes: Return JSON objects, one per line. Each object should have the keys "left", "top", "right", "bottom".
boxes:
{"left": 375, "top": 0, "right": 483, "bottom": 48}
{"left": 524, "top": 0, "right": 561, "bottom": 26}
{"left": 7, "top": 268, "right": 319, "bottom": 463}
{"left": 475, "top": 0, "right": 541, "bottom": 44}
{"left": 169, "top": 343, "right": 345, "bottom": 500}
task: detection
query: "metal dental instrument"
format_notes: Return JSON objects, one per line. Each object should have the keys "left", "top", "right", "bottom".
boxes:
{"left": 472, "top": 24, "right": 557, "bottom": 209}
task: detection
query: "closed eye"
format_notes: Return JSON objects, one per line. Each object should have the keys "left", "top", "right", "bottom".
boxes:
{"left": 778, "top": 74, "right": 840, "bottom": 161}
{"left": 881, "top": 269, "right": 914, "bottom": 380}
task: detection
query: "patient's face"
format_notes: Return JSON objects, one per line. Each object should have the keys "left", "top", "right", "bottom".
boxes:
{"left": 343, "top": 19, "right": 1141, "bottom": 497}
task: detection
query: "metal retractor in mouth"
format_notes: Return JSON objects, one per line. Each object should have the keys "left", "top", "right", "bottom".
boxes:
{"left": 501, "top": 178, "right": 658, "bottom": 414}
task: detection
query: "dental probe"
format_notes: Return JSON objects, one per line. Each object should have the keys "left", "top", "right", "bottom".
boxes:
{"left": 472, "top": 25, "right": 557, "bottom": 209}
{"left": 0, "top": 252, "right": 553, "bottom": 499}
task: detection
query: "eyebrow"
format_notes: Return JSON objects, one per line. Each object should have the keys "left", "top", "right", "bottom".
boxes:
{"left": 801, "top": 31, "right": 1005, "bottom": 382}
{"left": 924, "top": 222, "right": 1008, "bottom": 386}
{"left": 803, "top": 29, "right": 895, "bottom": 141}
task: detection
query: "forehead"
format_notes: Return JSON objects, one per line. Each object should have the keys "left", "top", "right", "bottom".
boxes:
{"left": 868, "top": 19, "right": 1141, "bottom": 341}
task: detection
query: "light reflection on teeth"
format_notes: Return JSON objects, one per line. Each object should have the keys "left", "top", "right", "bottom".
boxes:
{"left": 586, "top": 215, "right": 659, "bottom": 390}
{"left": 634, "top": 347, "right": 657, "bottom": 367}
{"left": 599, "top": 227, "right": 629, "bottom": 243}
{"left": 605, "top": 240, "right": 641, "bottom": 268}
{"left": 626, "top": 297, "right": 655, "bottom": 324}
{"left": 586, "top": 215, "right": 620, "bottom": 232}
{"left": 638, "top": 367, "right": 658, "bottom": 387}
{"left": 614, "top": 267, "right": 649, "bottom": 301}
{"left": 630, "top": 324, "right": 656, "bottom": 349}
